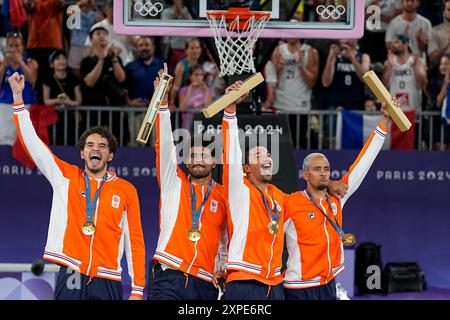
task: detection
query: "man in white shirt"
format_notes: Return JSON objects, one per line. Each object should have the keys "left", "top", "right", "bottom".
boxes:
{"left": 385, "top": 0, "right": 432, "bottom": 56}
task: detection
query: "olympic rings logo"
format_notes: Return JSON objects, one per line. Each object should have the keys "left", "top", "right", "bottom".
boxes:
{"left": 134, "top": 1, "right": 163, "bottom": 17}
{"left": 316, "top": 5, "right": 346, "bottom": 20}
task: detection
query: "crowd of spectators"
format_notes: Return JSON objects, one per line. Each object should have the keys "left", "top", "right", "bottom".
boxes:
{"left": 0, "top": 0, "right": 449, "bottom": 150}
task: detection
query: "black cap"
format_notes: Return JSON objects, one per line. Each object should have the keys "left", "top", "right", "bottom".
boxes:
{"left": 89, "top": 25, "right": 109, "bottom": 39}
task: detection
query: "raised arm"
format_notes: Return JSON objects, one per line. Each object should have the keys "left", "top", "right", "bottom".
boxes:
{"left": 9, "top": 72, "right": 66, "bottom": 187}
{"left": 154, "top": 64, "right": 182, "bottom": 190}
{"left": 340, "top": 103, "right": 391, "bottom": 207}
{"left": 221, "top": 81, "right": 248, "bottom": 199}
{"left": 123, "top": 185, "right": 146, "bottom": 300}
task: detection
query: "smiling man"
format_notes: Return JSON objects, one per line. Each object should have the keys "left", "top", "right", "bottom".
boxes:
{"left": 283, "top": 103, "right": 391, "bottom": 300}
{"left": 8, "top": 72, "right": 146, "bottom": 300}
{"left": 148, "top": 64, "right": 228, "bottom": 300}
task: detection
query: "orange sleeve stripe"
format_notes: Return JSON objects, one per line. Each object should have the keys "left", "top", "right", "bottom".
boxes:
{"left": 221, "top": 119, "right": 230, "bottom": 199}
{"left": 341, "top": 132, "right": 375, "bottom": 185}
{"left": 155, "top": 114, "right": 161, "bottom": 186}
{"left": 13, "top": 115, "right": 34, "bottom": 165}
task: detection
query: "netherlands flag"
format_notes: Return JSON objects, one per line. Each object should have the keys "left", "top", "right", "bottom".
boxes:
{"left": 336, "top": 109, "right": 391, "bottom": 150}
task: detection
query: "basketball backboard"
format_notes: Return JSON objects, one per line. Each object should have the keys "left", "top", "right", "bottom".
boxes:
{"left": 114, "top": 0, "right": 364, "bottom": 39}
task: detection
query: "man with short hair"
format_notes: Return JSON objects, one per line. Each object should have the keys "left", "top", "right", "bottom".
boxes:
{"left": 148, "top": 64, "right": 228, "bottom": 300}
{"left": 125, "top": 36, "right": 165, "bottom": 143}
{"left": 221, "top": 81, "right": 347, "bottom": 300}
{"left": 283, "top": 103, "right": 391, "bottom": 300}
{"left": 383, "top": 34, "right": 426, "bottom": 149}
{"left": 428, "top": 0, "right": 450, "bottom": 64}
{"left": 385, "top": 0, "right": 432, "bottom": 56}
{"left": 8, "top": 72, "right": 146, "bottom": 300}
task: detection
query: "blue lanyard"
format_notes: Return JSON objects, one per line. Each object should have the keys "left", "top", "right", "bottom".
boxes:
{"left": 84, "top": 173, "right": 107, "bottom": 223}
{"left": 306, "top": 191, "right": 345, "bottom": 237}
{"left": 252, "top": 182, "right": 279, "bottom": 223}
{"left": 190, "top": 181, "right": 213, "bottom": 230}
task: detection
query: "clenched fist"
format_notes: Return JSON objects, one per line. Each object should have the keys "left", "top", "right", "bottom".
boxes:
{"left": 8, "top": 72, "right": 25, "bottom": 95}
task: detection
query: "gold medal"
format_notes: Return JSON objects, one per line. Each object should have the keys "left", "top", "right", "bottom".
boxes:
{"left": 342, "top": 233, "right": 356, "bottom": 246}
{"left": 188, "top": 228, "right": 201, "bottom": 242}
{"left": 82, "top": 222, "right": 96, "bottom": 236}
{"left": 267, "top": 220, "right": 279, "bottom": 235}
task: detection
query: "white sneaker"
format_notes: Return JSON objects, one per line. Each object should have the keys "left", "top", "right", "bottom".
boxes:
{"left": 336, "top": 282, "right": 350, "bottom": 300}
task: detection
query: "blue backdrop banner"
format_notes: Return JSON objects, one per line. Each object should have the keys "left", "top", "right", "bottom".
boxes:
{"left": 1, "top": 146, "right": 449, "bottom": 290}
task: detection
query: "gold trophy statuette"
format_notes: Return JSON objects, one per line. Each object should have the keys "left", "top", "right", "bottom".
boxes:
{"left": 136, "top": 72, "right": 173, "bottom": 144}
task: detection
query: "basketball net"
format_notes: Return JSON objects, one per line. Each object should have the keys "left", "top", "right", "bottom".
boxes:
{"left": 206, "top": 11, "right": 270, "bottom": 77}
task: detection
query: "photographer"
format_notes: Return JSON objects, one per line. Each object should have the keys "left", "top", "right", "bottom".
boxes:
{"left": 80, "top": 26, "right": 127, "bottom": 141}
{"left": 0, "top": 32, "right": 38, "bottom": 146}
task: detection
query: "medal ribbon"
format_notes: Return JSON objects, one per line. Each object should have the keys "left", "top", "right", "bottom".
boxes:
{"left": 190, "top": 181, "right": 213, "bottom": 231}
{"left": 306, "top": 191, "right": 345, "bottom": 238}
{"left": 251, "top": 182, "right": 279, "bottom": 223}
{"left": 84, "top": 173, "right": 107, "bottom": 224}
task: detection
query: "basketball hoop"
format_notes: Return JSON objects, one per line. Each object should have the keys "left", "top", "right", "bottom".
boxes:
{"left": 206, "top": 7, "right": 270, "bottom": 77}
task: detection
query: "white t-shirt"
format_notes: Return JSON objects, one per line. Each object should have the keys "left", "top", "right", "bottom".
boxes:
{"left": 385, "top": 14, "right": 432, "bottom": 56}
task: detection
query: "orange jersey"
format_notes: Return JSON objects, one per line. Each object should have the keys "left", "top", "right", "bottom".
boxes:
{"left": 13, "top": 103, "right": 146, "bottom": 297}
{"left": 222, "top": 111, "right": 286, "bottom": 286}
{"left": 284, "top": 125, "right": 388, "bottom": 289}
{"left": 153, "top": 105, "right": 228, "bottom": 282}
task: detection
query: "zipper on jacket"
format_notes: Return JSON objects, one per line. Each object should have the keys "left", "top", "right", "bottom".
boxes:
{"left": 320, "top": 198, "right": 332, "bottom": 281}
{"left": 86, "top": 178, "right": 101, "bottom": 276}
{"left": 186, "top": 185, "right": 204, "bottom": 274}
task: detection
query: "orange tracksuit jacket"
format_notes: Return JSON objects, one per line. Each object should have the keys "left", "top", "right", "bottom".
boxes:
{"left": 152, "top": 104, "right": 228, "bottom": 282}
{"left": 12, "top": 103, "right": 146, "bottom": 297}
{"left": 222, "top": 110, "right": 286, "bottom": 286}
{"left": 283, "top": 124, "right": 388, "bottom": 289}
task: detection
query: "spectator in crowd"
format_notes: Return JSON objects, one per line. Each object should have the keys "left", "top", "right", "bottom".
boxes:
{"left": 125, "top": 36, "right": 164, "bottom": 143}
{"left": 0, "top": 32, "right": 38, "bottom": 145}
{"left": 383, "top": 34, "right": 426, "bottom": 111}
{"left": 427, "top": 53, "right": 450, "bottom": 150}
{"left": 178, "top": 64, "right": 213, "bottom": 130}
{"left": 364, "top": 96, "right": 378, "bottom": 112}
{"left": 428, "top": 0, "right": 450, "bottom": 66}
{"left": 86, "top": 0, "right": 137, "bottom": 65}
{"left": 385, "top": 0, "right": 432, "bottom": 57}
{"left": 68, "top": 0, "right": 99, "bottom": 77}
{"left": 169, "top": 38, "right": 203, "bottom": 108}
{"left": 322, "top": 39, "right": 370, "bottom": 110}
{"left": 161, "top": 0, "right": 191, "bottom": 72}
{"left": 80, "top": 26, "right": 127, "bottom": 141}
{"left": 24, "top": 0, "right": 64, "bottom": 103}
{"left": 362, "top": 0, "right": 402, "bottom": 62}
{"left": 271, "top": 38, "right": 319, "bottom": 148}
{"left": 203, "top": 49, "right": 225, "bottom": 100}
{"left": 383, "top": 34, "right": 426, "bottom": 149}
{"left": 262, "top": 60, "right": 277, "bottom": 111}
{"left": 43, "top": 49, "right": 82, "bottom": 145}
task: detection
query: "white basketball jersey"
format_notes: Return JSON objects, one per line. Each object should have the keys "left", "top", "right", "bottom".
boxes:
{"left": 274, "top": 43, "right": 312, "bottom": 112}
{"left": 388, "top": 55, "right": 422, "bottom": 112}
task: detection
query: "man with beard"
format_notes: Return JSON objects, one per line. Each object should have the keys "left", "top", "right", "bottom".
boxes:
{"left": 283, "top": 103, "right": 391, "bottom": 300}
{"left": 221, "top": 82, "right": 347, "bottom": 300}
{"left": 382, "top": 34, "right": 426, "bottom": 149}
{"left": 8, "top": 72, "right": 146, "bottom": 300}
{"left": 385, "top": 0, "right": 432, "bottom": 56}
{"left": 148, "top": 64, "right": 228, "bottom": 300}
{"left": 125, "top": 36, "right": 165, "bottom": 145}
